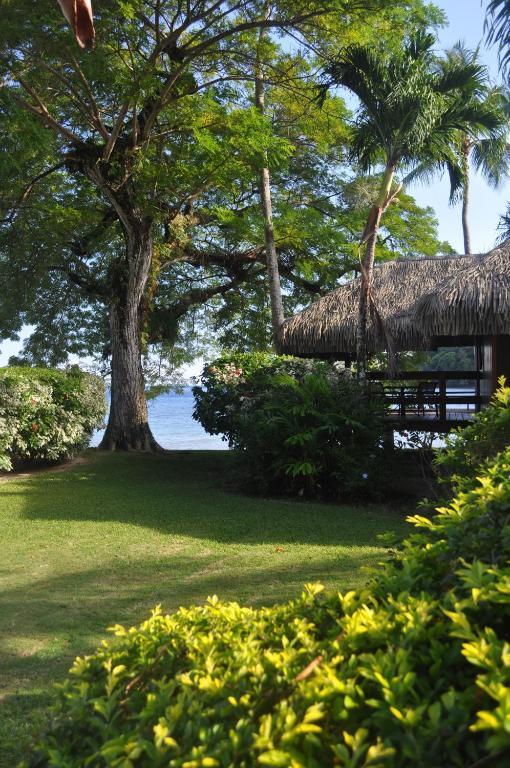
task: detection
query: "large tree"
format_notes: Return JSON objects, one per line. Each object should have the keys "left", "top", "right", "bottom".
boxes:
{"left": 322, "top": 32, "right": 501, "bottom": 377}
{"left": 0, "top": 0, "right": 337, "bottom": 451}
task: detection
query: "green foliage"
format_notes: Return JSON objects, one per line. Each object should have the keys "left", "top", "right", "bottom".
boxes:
{"left": 192, "top": 352, "right": 332, "bottom": 443}
{"left": 434, "top": 377, "right": 510, "bottom": 493}
{"left": 24, "top": 406, "right": 510, "bottom": 767}
{"left": 323, "top": 31, "right": 503, "bottom": 200}
{"left": 193, "top": 353, "right": 384, "bottom": 499}
{"left": 235, "top": 373, "right": 385, "bottom": 500}
{"left": 0, "top": 366, "right": 106, "bottom": 470}
{"left": 0, "top": 450, "right": 408, "bottom": 765}
{"left": 423, "top": 346, "right": 475, "bottom": 372}
{"left": 486, "top": 0, "right": 510, "bottom": 76}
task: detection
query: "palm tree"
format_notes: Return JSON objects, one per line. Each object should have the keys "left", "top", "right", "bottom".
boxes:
{"left": 441, "top": 45, "right": 510, "bottom": 255}
{"left": 322, "top": 32, "right": 500, "bottom": 377}
{"left": 486, "top": 0, "right": 510, "bottom": 74}
{"left": 254, "top": 22, "right": 285, "bottom": 349}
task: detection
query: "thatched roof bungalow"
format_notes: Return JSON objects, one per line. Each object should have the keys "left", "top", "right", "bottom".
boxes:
{"left": 279, "top": 243, "right": 510, "bottom": 360}
{"left": 279, "top": 242, "right": 510, "bottom": 424}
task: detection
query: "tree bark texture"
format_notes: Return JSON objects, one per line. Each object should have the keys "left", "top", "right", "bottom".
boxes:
{"left": 356, "top": 166, "right": 395, "bottom": 379}
{"left": 99, "top": 226, "right": 161, "bottom": 451}
{"left": 462, "top": 140, "right": 472, "bottom": 256}
{"left": 255, "top": 27, "right": 285, "bottom": 350}
{"left": 356, "top": 206, "right": 382, "bottom": 380}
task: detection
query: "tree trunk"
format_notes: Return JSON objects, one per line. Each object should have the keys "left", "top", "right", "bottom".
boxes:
{"left": 99, "top": 227, "right": 162, "bottom": 451}
{"left": 255, "top": 24, "right": 284, "bottom": 350}
{"left": 461, "top": 140, "right": 472, "bottom": 255}
{"left": 356, "top": 166, "right": 395, "bottom": 379}
{"left": 356, "top": 206, "right": 382, "bottom": 380}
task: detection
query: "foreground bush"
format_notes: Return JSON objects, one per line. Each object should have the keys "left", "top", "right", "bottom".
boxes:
{"left": 193, "top": 353, "right": 384, "bottom": 499}
{"left": 26, "top": 392, "right": 510, "bottom": 767}
{"left": 0, "top": 366, "right": 106, "bottom": 470}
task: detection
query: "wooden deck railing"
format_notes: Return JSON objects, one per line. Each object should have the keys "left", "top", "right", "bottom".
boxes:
{"left": 366, "top": 370, "right": 485, "bottom": 430}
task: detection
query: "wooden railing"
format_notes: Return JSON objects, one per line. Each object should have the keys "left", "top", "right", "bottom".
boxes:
{"left": 366, "top": 370, "right": 485, "bottom": 428}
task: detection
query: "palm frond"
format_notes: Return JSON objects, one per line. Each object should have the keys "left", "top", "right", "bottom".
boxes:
{"left": 486, "top": 0, "right": 510, "bottom": 75}
{"left": 472, "top": 136, "right": 510, "bottom": 186}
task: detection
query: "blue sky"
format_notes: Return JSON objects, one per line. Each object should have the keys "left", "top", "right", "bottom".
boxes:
{"left": 0, "top": 1, "right": 507, "bottom": 365}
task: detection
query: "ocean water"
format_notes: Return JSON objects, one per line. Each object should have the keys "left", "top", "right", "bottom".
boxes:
{"left": 91, "top": 388, "right": 227, "bottom": 450}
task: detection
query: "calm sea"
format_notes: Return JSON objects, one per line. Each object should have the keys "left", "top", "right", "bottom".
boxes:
{"left": 91, "top": 388, "right": 227, "bottom": 450}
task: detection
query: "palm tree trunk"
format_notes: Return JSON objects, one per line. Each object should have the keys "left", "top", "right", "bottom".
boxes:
{"left": 461, "top": 139, "right": 472, "bottom": 255}
{"left": 356, "top": 166, "right": 395, "bottom": 379}
{"left": 255, "top": 25, "right": 284, "bottom": 350}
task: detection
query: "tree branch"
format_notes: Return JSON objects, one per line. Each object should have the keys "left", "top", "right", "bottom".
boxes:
{"left": 14, "top": 79, "right": 84, "bottom": 145}
{"left": 0, "top": 162, "right": 67, "bottom": 224}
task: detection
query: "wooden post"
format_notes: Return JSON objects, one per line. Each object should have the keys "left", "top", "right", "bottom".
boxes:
{"left": 439, "top": 373, "right": 447, "bottom": 423}
{"left": 383, "top": 427, "right": 394, "bottom": 451}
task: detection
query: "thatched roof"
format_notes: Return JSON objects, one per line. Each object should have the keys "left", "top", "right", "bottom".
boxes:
{"left": 415, "top": 244, "right": 510, "bottom": 337}
{"left": 279, "top": 242, "right": 510, "bottom": 358}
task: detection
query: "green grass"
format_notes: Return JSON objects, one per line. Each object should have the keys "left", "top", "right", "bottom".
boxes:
{"left": 0, "top": 450, "right": 411, "bottom": 765}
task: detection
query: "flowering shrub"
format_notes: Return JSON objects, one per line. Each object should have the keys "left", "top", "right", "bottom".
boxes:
{"left": 193, "top": 353, "right": 381, "bottom": 499}
{"left": 24, "top": 403, "right": 510, "bottom": 767}
{"left": 193, "top": 352, "right": 337, "bottom": 445}
{"left": 236, "top": 372, "right": 384, "bottom": 499}
{"left": 0, "top": 366, "right": 106, "bottom": 470}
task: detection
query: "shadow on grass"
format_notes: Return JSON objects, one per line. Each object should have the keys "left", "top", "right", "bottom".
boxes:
{"left": 0, "top": 551, "right": 383, "bottom": 765}
{"left": 0, "top": 550, "right": 381, "bottom": 694}
{"left": 0, "top": 451, "right": 412, "bottom": 765}
{"left": 10, "top": 450, "right": 409, "bottom": 546}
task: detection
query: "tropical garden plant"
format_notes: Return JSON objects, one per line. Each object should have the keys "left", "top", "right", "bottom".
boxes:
{"left": 0, "top": 366, "right": 106, "bottom": 470}
{"left": 193, "top": 352, "right": 336, "bottom": 445}
{"left": 193, "top": 352, "right": 384, "bottom": 499}
{"left": 434, "top": 376, "right": 510, "bottom": 493}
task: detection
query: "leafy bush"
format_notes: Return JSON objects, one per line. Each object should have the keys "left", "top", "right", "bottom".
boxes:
{"left": 0, "top": 366, "right": 106, "bottom": 470}
{"left": 25, "top": 431, "right": 510, "bottom": 766}
{"left": 434, "top": 376, "right": 510, "bottom": 492}
{"left": 192, "top": 352, "right": 336, "bottom": 445}
{"left": 193, "top": 353, "right": 384, "bottom": 499}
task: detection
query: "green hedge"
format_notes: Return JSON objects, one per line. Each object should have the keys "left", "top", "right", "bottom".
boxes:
{"left": 193, "top": 353, "right": 385, "bottom": 499}
{"left": 25, "top": 388, "right": 510, "bottom": 766}
{"left": 0, "top": 366, "right": 106, "bottom": 470}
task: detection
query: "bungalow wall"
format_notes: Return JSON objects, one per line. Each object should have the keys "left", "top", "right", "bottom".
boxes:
{"left": 481, "top": 335, "right": 510, "bottom": 399}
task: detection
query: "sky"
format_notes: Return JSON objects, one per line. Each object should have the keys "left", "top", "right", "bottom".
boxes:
{"left": 0, "top": 0, "right": 506, "bottom": 367}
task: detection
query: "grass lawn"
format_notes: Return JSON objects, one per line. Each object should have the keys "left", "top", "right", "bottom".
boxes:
{"left": 0, "top": 450, "right": 411, "bottom": 765}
